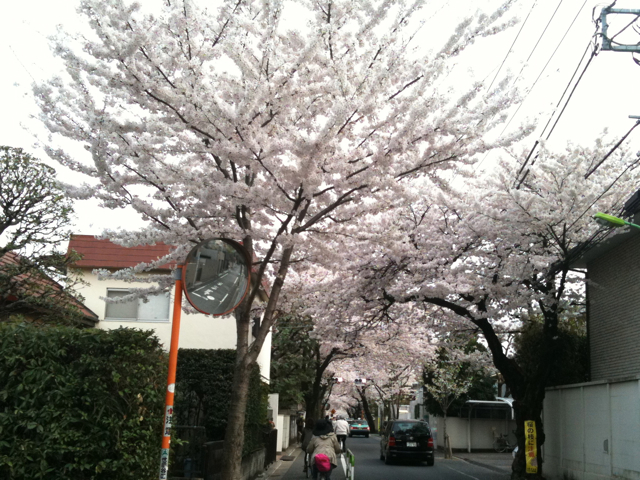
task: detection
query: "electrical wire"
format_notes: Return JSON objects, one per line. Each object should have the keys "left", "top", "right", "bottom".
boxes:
{"left": 476, "top": 0, "right": 590, "bottom": 172}
{"left": 584, "top": 121, "right": 640, "bottom": 179}
{"left": 487, "top": 1, "right": 538, "bottom": 92}
{"left": 514, "top": 9, "right": 598, "bottom": 187}
{"left": 515, "top": 45, "right": 596, "bottom": 187}
{"left": 513, "top": 0, "right": 566, "bottom": 83}
{"left": 568, "top": 151, "right": 640, "bottom": 232}
{"left": 608, "top": 14, "right": 640, "bottom": 43}
{"left": 494, "top": 32, "right": 592, "bottom": 175}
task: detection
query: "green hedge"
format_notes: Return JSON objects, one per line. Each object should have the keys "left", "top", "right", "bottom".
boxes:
{"left": 174, "top": 349, "right": 268, "bottom": 456}
{"left": 0, "top": 324, "right": 167, "bottom": 480}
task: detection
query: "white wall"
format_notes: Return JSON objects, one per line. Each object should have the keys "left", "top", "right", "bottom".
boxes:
{"left": 544, "top": 377, "right": 640, "bottom": 480}
{"left": 277, "top": 414, "right": 291, "bottom": 452}
{"left": 430, "top": 415, "right": 516, "bottom": 451}
{"left": 72, "top": 269, "right": 271, "bottom": 378}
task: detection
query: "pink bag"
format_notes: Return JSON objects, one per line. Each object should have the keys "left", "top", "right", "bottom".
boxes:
{"left": 314, "top": 453, "right": 331, "bottom": 472}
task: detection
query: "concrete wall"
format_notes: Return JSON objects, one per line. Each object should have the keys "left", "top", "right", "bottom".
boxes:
{"left": 430, "top": 415, "right": 516, "bottom": 451}
{"left": 202, "top": 441, "right": 265, "bottom": 480}
{"left": 544, "top": 376, "right": 640, "bottom": 480}
{"left": 276, "top": 414, "right": 291, "bottom": 452}
{"left": 70, "top": 268, "right": 271, "bottom": 379}
{"left": 587, "top": 236, "right": 640, "bottom": 381}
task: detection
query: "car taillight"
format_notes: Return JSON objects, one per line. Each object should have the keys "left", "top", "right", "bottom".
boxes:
{"left": 388, "top": 436, "right": 396, "bottom": 446}
{"left": 365, "top": 426, "right": 370, "bottom": 430}
{"left": 427, "top": 437, "right": 434, "bottom": 448}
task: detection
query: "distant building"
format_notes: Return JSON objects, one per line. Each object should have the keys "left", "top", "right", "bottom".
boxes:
{"left": 67, "top": 234, "right": 271, "bottom": 380}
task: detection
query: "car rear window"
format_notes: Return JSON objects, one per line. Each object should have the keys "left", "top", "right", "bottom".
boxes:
{"left": 392, "top": 422, "right": 430, "bottom": 435}
{"left": 352, "top": 421, "right": 368, "bottom": 426}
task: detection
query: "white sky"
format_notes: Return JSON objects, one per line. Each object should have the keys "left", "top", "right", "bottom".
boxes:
{"left": 1, "top": 0, "right": 640, "bottom": 235}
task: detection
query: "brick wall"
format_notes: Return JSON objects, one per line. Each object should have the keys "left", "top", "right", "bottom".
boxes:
{"left": 587, "top": 235, "right": 640, "bottom": 381}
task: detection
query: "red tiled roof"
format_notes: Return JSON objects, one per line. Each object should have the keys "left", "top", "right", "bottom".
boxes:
{"left": 0, "top": 251, "right": 98, "bottom": 323}
{"left": 68, "top": 235, "right": 270, "bottom": 298}
{"left": 68, "top": 235, "right": 174, "bottom": 270}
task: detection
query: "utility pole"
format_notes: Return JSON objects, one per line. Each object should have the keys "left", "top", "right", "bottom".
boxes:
{"left": 600, "top": 7, "right": 640, "bottom": 52}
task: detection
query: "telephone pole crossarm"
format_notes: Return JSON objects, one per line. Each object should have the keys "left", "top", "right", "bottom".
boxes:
{"left": 600, "top": 8, "right": 640, "bottom": 52}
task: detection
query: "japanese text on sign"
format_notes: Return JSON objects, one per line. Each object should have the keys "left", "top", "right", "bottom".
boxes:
{"left": 525, "top": 420, "right": 538, "bottom": 474}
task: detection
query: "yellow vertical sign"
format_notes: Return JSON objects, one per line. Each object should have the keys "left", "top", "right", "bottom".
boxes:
{"left": 525, "top": 420, "right": 538, "bottom": 474}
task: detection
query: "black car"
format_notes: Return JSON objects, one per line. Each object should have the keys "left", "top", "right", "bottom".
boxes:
{"left": 348, "top": 420, "right": 370, "bottom": 437}
{"left": 380, "top": 420, "right": 434, "bottom": 466}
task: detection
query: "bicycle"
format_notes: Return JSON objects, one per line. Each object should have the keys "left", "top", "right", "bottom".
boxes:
{"left": 304, "top": 453, "right": 311, "bottom": 478}
{"left": 493, "top": 433, "right": 515, "bottom": 453}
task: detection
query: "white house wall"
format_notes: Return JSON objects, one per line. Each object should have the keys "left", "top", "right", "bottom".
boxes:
{"left": 430, "top": 415, "right": 516, "bottom": 451}
{"left": 72, "top": 269, "right": 271, "bottom": 378}
{"left": 544, "top": 377, "right": 640, "bottom": 480}
{"left": 74, "top": 269, "right": 236, "bottom": 349}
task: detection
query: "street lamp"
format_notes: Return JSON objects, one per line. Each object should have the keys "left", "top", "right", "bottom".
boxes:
{"left": 593, "top": 212, "right": 640, "bottom": 230}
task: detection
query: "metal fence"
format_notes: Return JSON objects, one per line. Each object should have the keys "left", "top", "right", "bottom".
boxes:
{"left": 170, "top": 425, "right": 207, "bottom": 479}
{"left": 264, "top": 429, "right": 278, "bottom": 468}
{"left": 345, "top": 449, "right": 355, "bottom": 480}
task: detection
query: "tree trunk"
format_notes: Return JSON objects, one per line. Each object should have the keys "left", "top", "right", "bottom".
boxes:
{"left": 219, "top": 243, "right": 294, "bottom": 480}
{"left": 443, "top": 411, "right": 452, "bottom": 459}
{"left": 511, "top": 396, "right": 545, "bottom": 480}
{"left": 304, "top": 347, "right": 340, "bottom": 422}
{"left": 220, "top": 302, "right": 253, "bottom": 480}
{"left": 472, "top": 317, "right": 554, "bottom": 480}
{"left": 357, "top": 387, "right": 377, "bottom": 434}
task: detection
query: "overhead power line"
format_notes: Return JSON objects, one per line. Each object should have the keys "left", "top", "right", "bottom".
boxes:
{"left": 514, "top": 0, "right": 566, "bottom": 83}
{"left": 514, "top": 11, "right": 598, "bottom": 187}
{"left": 476, "top": 0, "right": 590, "bottom": 172}
{"left": 584, "top": 119, "right": 640, "bottom": 179}
{"left": 488, "top": 1, "right": 539, "bottom": 92}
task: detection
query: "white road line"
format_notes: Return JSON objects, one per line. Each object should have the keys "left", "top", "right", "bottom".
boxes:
{"left": 444, "top": 464, "right": 481, "bottom": 480}
{"left": 221, "top": 293, "right": 229, "bottom": 303}
{"left": 340, "top": 454, "right": 347, "bottom": 474}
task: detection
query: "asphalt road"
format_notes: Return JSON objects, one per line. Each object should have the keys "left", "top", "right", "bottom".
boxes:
{"left": 186, "top": 265, "right": 245, "bottom": 313}
{"left": 346, "top": 435, "right": 511, "bottom": 480}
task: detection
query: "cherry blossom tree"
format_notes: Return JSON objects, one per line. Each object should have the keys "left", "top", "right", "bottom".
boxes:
{"left": 423, "top": 347, "right": 477, "bottom": 458}
{"left": 33, "top": 0, "right": 524, "bottom": 477}
{"left": 313, "top": 140, "right": 640, "bottom": 479}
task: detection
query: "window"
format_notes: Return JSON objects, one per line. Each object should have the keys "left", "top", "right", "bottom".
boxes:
{"left": 104, "top": 289, "right": 170, "bottom": 322}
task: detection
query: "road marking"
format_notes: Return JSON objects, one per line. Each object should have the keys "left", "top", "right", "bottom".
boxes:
{"left": 340, "top": 454, "right": 347, "bottom": 474}
{"left": 221, "top": 293, "right": 229, "bottom": 303}
{"left": 444, "top": 464, "right": 481, "bottom": 480}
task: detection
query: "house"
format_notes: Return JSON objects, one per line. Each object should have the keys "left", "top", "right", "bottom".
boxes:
{"left": 543, "top": 196, "right": 640, "bottom": 480}
{"left": 67, "top": 235, "right": 271, "bottom": 380}
{"left": 0, "top": 250, "right": 98, "bottom": 326}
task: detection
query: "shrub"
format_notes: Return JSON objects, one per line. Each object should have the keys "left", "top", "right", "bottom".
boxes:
{"left": 174, "top": 349, "right": 268, "bottom": 456}
{"left": 0, "top": 324, "right": 166, "bottom": 479}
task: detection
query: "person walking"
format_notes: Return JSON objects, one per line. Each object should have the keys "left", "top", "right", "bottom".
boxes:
{"left": 334, "top": 416, "right": 350, "bottom": 452}
{"left": 306, "top": 419, "right": 341, "bottom": 480}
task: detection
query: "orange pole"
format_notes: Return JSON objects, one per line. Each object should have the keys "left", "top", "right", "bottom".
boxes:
{"left": 159, "top": 269, "right": 183, "bottom": 480}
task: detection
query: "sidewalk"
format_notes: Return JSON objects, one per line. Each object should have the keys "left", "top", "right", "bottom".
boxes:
{"left": 454, "top": 452, "right": 513, "bottom": 473}
{"left": 262, "top": 446, "right": 347, "bottom": 480}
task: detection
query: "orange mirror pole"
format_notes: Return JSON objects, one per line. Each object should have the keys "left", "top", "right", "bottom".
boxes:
{"left": 159, "top": 267, "right": 184, "bottom": 480}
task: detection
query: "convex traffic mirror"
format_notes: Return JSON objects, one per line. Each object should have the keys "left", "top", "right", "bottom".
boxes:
{"left": 182, "top": 238, "right": 251, "bottom": 316}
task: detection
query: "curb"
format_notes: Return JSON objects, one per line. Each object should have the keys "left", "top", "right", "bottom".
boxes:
{"left": 261, "top": 444, "right": 301, "bottom": 479}
{"left": 455, "top": 456, "right": 511, "bottom": 474}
